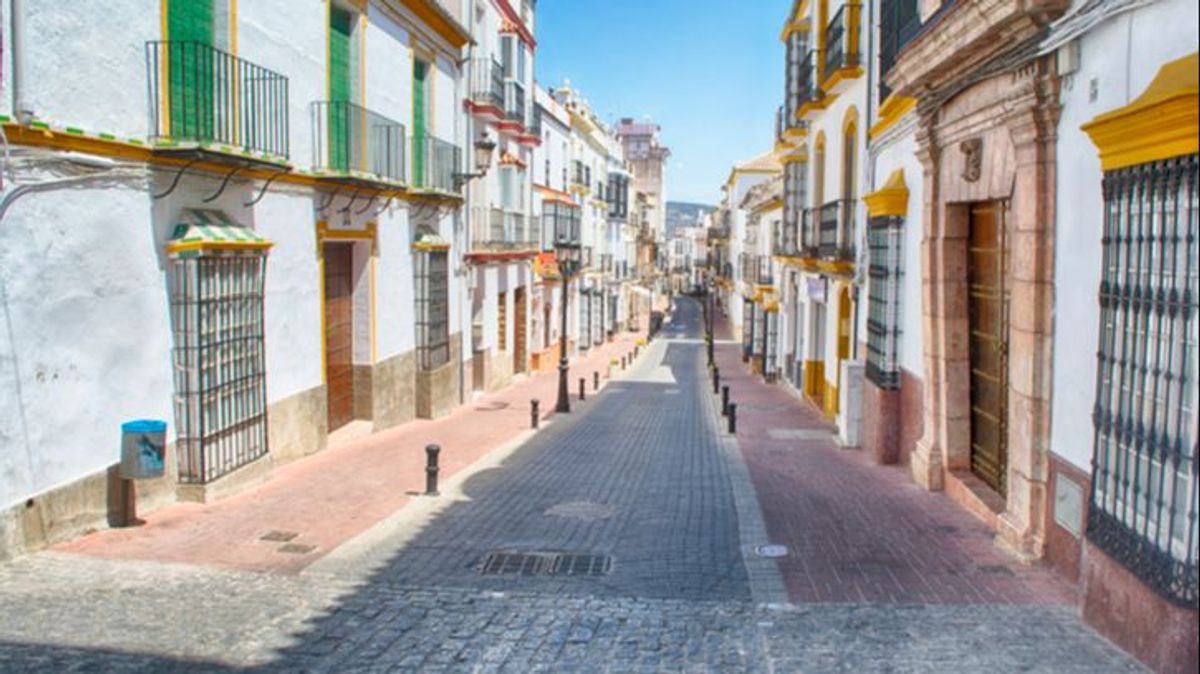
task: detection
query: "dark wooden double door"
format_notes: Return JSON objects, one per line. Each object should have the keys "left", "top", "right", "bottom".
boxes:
{"left": 967, "top": 202, "right": 1010, "bottom": 495}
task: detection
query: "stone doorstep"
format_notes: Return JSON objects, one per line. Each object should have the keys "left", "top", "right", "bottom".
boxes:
{"left": 945, "top": 469, "right": 1006, "bottom": 532}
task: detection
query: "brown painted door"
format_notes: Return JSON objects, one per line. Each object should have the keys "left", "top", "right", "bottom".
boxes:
{"left": 514, "top": 286, "right": 527, "bottom": 374}
{"left": 324, "top": 243, "right": 354, "bottom": 432}
{"left": 967, "top": 202, "right": 1009, "bottom": 495}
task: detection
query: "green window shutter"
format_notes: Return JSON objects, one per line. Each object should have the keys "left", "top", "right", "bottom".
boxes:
{"left": 167, "top": 0, "right": 216, "bottom": 141}
{"left": 328, "top": 8, "right": 354, "bottom": 170}
{"left": 412, "top": 60, "right": 428, "bottom": 186}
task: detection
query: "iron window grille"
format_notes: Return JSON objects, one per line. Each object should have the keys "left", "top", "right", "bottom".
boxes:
{"left": 743, "top": 300, "right": 755, "bottom": 357}
{"left": 1088, "top": 153, "right": 1198, "bottom": 607}
{"left": 764, "top": 310, "right": 779, "bottom": 381}
{"left": 170, "top": 257, "right": 269, "bottom": 484}
{"left": 416, "top": 250, "right": 451, "bottom": 370}
{"left": 866, "top": 215, "right": 904, "bottom": 389}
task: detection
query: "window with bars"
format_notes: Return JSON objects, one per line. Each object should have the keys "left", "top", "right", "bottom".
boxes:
{"left": 865, "top": 215, "right": 903, "bottom": 389}
{"left": 1088, "top": 153, "right": 1198, "bottom": 607}
{"left": 415, "top": 249, "right": 450, "bottom": 370}
{"left": 170, "top": 257, "right": 269, "bottom": 484}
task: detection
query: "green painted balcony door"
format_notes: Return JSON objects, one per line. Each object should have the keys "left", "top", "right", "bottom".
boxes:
{"left": 328, "top": 7, "right": 354, "bottom": 171}
{"left": 413, "top": 59, "right": 429, "bottom": 186}
{"left": 168, "top": 0, "right": 215, "bottom": 141}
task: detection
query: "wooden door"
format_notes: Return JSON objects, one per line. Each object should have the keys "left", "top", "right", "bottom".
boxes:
{"left": 967, "top": 202, "right": 1010, "bottom": 494}
{"left": 514, "top": 286, "right": 527, "bottom": 373}
{"left": 324, "top": 243, "right": 354, "bottom": 432}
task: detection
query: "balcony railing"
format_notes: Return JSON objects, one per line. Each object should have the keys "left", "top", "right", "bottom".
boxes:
{"left": 146, "top": 41, "right": 290, "bottom": 158}
{"left": 471, "top": 207, "right": 536, "bottom": 252}
{"left": 757, "top": 256, "right": 774, "bottom": 285}
{"left": 468, "top": 57, "right": 504, "bottom": 110}
{"left": 799, "top": 49, "right": 819, "bottom": 108}
{"left": 311, "top": 101, "right": 405, "bottom": 183}
{"left": 505, "top": 80, "right": 527, "bottom": 125}
{"left": 410, "top": 135, "right": 461, "bottom": 193}
{"left": 818, "top": 199, "right": 856, "bottom": 261}
{"left": 825, "top": 2, "right": 862, "bottom": 76}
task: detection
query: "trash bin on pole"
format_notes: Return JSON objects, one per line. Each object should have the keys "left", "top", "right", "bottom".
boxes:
{"left": 120, "top": 420, "right": 167, "bottom": 480}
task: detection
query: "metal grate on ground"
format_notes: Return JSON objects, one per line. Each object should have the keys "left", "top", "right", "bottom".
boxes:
{"left": 478, "top": 551, "right": 613, "bottom": 577}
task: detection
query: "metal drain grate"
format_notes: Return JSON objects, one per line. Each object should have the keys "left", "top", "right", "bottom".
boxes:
{"left": 478, "top": 551, "right": 613, "bottom": 577}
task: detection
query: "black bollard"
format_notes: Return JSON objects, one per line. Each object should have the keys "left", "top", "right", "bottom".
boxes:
{"left": 713, "top": 367, "right": 721, "bottom": 395}
{"left": 531, "top": 399, "right": 540, "bottom": 429}
{"left": 621, "top": 356, "right": 627, "bottom": 370}
{"left": 425, "top": 444, "right": 441, "bottom": 496}
{"left": 728, "top": 403, "right": 737, "bottom": 435}
{"left": 594, "top": 371, "right": 600, "bottom": 391}
{"left": 722, "top": 385, "right": 730, "bottom": 416}
{"left": 579, "top": 377, "right": 586, "bottom": 401}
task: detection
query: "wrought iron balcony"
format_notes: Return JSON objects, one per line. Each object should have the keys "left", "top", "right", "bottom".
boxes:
{"left": 818, "top": 199, "right": 857, "bottom": 261}
{"left": 799, "top": 49, "right": 820, "bottom": 109}
{"left": 410, "top": 135, "right": 462, "bottom": 194}
{"left": 146, "top": 41, "right": 290, "bottom": 159}
{"left": 825, "top": 2, "right": 863, "bottom": 76}
{"left": 505, "top": 80, "right": 527, "bottom": 125}
{"left": 311, "top": 101, "right": 405, "bottom": 183}
{"left": 879, "top": 0, "right": 921, "bottom": 101}
{"left": 541, "top": 201, "right": 581, "bottom": 252}
{"left": 471, "top": 207, "right": 537, "bottom": 252}
{"left": 468, "top": 57, "right": 504, "bottom": 111}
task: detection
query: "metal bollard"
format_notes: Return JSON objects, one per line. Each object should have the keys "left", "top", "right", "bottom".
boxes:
{"left": 425, "top": 444, "right": 441, "bottom": 496}
{"left": 594, "top": 371, "right": 600, "bottom": 391}
{"left": 635, "top": 345, "right": 640, "bottom": 358}
{"left": 713, "top": 367, "right": 721, "bottom": 395}
{"left": 728, "top": 403, "right": 737, "bottom": 434}
{"left": 531, "top": 399, "right": 540, "bottom": 429}
{"left": 621, "top": 356, "right": 627, "bottom": 370}
{"left": 722, "top": 385, "right": 730, "bottom": 416}
{"left": 579, "top": 377, "right": 586, "bottom": 401}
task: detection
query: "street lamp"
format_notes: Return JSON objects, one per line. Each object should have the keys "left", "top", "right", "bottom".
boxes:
{"left": 554, "top": 205, "right": 582, "bottom": 414}
{"left": 452, "top": 132, "right": 498, "bottom": 187}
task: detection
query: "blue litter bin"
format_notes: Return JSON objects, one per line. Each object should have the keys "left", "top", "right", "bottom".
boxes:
{"left": 120, "top": 420, "right": 167, "bottom": 479}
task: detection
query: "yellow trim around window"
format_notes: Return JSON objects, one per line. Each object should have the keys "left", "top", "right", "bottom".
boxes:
{"left": 863, "top": 169, "right": 909, "bottom": 218}
{"left": 869, "top": 95, "right": 917, "bottom": 140}
{"left": 1082, "top": 52, "right": 1198, "bottom": 171}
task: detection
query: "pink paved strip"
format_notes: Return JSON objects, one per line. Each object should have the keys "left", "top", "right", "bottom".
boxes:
{"left": 55, "top": 332, "right": 648, "bottom": 575}
{"left": 710, "top": 309, "right": 1076, "bottom": 605}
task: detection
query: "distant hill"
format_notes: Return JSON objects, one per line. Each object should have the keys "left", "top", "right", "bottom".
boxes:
{"left": 666, "top": 201, "right": 715, "bottom": 235}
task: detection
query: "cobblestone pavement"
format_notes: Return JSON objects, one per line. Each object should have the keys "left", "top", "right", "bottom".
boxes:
{"left": 0, "top": 297, "right": 1146, "bottom": 672}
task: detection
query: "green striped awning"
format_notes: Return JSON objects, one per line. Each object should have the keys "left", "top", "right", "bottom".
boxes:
{"left": 167, "top": 209, "right": 273, "bottom": 258}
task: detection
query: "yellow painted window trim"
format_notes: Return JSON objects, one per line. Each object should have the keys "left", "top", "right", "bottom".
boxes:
{"left": 863, "top": 169, "right": 909, "bottom": 218}
{"left": 1082, "top": 52, "right": 1198, "bottom": 171}
{"left": 868, "top": 95, "right": 917, "bottom": 140}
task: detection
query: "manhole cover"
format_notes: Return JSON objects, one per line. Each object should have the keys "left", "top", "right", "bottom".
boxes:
{"left": 278, "top": 543, "right": 316, "bottom": 555}
{"left": 260, "top": 530, "right": 298, "bottom": 542}
{"left": 545, "top": 501, "right": 616, "bottom": 522}
{"left": 478, "top": 551, "right": 613, "bottom": 577}
{"left": 755, "top": 544, "right": 789, "bottom": 558}
{"left": 977, "top": 564, "right": 1015, "bottom": 576}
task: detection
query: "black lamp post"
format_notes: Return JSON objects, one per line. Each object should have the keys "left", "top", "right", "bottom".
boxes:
{"left": 554, "top": 206, "right": 582, "bottom": 414}
{"left": 707, "top": 277, "right": 716, "bottom": 367}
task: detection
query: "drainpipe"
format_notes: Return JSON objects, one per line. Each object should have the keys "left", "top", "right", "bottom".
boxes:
{"left": 10, "top": 0, "right": 34, "bottom": 125}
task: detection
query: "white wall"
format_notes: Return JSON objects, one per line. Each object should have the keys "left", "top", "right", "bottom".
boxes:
{"left": 0, "top": 186, "right": 172, "bottom": 509}
{"left": 1048, "top": 0, "right": 1199, "bottom": 472}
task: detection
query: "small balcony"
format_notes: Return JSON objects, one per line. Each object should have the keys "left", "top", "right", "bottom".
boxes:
{"left": 468, "top": 57, "right": 504, "bottom": 112}
{"left": 471, "top": 207, "right": 536, "bottom": 253}
{"left": 798, "top": 49, "right": 821, "bottom": 111}
{"left": 879, "top": 0, "right": 922, "bottom": 102}
{"left": 311, "top": 101, "right": 405, "bottom": 184}
{"left": 505, "top": 80, "right": 527, "bottom": 126}
{"left": 818, "top": 199, "right": 857, "bottom": 262}
{"left": 410, "top": 135, "right": 462, "bottom": 194}
{"left": 824, "top": 1, "right": 863, "bottom": 84}
{"left": 146, "top": 41, "right": 290, "bottom": 161}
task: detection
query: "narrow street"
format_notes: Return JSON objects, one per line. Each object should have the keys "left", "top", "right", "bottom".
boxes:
{"left": 0, "top": 298, "right": 1142, "bottom": 672}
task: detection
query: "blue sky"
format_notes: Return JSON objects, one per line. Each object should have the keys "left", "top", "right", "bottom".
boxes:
{"left": 534, "top": 0, "right": 790, "bottom": 206}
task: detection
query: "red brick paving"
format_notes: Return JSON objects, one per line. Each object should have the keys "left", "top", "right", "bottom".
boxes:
{"left": 711, "top": 308, "right": 1076, "bottom": 605}
{"left": 55, "top": 331, "right": 648, "bottom": 575}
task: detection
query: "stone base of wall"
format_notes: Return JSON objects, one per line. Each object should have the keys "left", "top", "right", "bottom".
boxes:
{"left": 417, "top": 334, "right": 461, "bottom": 419}
{"left": 268, "top": 386, "right": 328, "bottom": 464}
{"left": 860, "top": 370, "right": 924, "bottom": 465}
{"left": 176, "top": 453, "right": 272, "bottom": 504}
{"left": 0, "top": 442, "right": 181, "bottom": 561}
{"left": 352, "top": 365, "right": 373, "bottom": 421}
{"left": 1082, "top": 542, "right": 1199, "bottom": 674}
{"left": 1043, "top": 454, "right": 1088, "bottom": 584}
{"left": 531, "top": 344, "right": 560, "bottom": 373}
{"left": 371, "top": 351, "right": 417, "bottom": 432}
{"left": 487, "top": 348, "right": 515, "bottom": 392}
